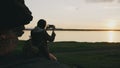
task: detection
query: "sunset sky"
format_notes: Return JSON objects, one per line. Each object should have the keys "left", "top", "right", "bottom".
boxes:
{"left": 25, "top": 0, "right": 120, "bottom": 29}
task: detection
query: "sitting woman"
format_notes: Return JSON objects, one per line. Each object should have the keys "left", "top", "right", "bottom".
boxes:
{"left": 30, "top": 19, "right": 57, "bottom": 61}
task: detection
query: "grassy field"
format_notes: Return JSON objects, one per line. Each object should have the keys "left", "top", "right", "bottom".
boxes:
{"left": 18, "top": 41, "right": 120, "bottom": 68}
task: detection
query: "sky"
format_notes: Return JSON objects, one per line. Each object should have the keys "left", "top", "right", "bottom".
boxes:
{"left": 25, "top": 0, "right": 120, "bottom": 29}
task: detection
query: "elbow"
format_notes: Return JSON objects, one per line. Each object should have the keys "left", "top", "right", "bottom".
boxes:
{"left": 49, "top": 38, "right": 55, "bottom": 42}
{"left": 49, "top": 39, "right": 54, "bottom": 42}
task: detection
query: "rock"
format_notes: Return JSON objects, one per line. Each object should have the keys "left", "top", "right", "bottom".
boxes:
{"left": 0, "top": 57, "right": 70, "bottom": 68}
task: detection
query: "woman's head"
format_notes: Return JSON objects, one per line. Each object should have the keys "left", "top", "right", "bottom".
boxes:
{"left": 37, "top": 19, "right": 46, "bottom": 29}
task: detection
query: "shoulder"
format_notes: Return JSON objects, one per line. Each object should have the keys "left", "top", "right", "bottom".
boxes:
{"left": 32, "top": 27, "right": 44, "bottom": 32}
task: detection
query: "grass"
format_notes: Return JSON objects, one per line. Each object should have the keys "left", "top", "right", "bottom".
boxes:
{"left": 17, "top": 41, "right": 120, "bottom": 68}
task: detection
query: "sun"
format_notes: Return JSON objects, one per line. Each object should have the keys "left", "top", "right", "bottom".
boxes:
{"left": 107, "top": 20, "right": 117, "bottom": 28}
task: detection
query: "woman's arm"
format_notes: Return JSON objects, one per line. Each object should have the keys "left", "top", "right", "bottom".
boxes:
{"left": 45, "top": 30, "right": 56, "bottom": 42}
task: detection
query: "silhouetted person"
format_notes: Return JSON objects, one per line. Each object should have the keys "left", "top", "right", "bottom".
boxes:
{"left": 31, "top": 19, "right": 57, "bottom": 61}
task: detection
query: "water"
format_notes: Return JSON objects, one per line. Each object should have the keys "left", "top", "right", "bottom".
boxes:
{"left": 19, "top": 31, "right": 120, "bottom": 42}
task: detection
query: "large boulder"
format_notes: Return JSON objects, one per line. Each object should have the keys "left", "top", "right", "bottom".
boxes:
{"left": 0, "top": 0, "right": 33, "bottom": 29}
{"left": 0, "top": 57, "right": 70, "bottom": 68}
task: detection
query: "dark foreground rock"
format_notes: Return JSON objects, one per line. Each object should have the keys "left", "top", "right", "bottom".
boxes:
{"left": 0, "top": 56, "right": 70, "bottom": 68}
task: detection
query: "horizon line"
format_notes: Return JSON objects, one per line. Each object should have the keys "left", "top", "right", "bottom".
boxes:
{"left": 25, "top": 28, "right": 120, "bottom": 31}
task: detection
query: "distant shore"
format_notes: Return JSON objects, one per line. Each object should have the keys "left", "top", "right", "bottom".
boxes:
{"left": 25, "top": 28, "right": 120, "bottom": 31}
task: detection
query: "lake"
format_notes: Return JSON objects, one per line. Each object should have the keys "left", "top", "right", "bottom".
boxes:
{"left": 19, "top": 31, "right": 120, "bottom": 42}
